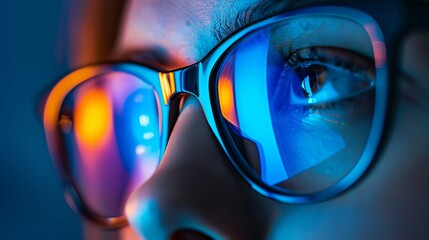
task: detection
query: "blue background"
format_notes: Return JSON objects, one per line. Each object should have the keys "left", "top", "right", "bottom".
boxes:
{"left": 0, "top": 0, "right": 82, "bottom": 239}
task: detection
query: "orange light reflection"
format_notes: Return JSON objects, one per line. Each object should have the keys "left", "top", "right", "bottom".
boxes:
{"left": 74, "top": 88, "right": 112, "bottom": 146}
{"left": 159, "top": 72, "right": 176, "bottom": 105}
{"left": 218, "top": 74, "right": 238, "bottom": 127}
{"left": 364, "top": 23, "right": 386, "bottom": 68}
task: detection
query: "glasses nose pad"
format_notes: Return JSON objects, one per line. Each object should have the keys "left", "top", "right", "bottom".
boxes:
{"left": 165, "top": 95, "right": 188, "bottom": 139}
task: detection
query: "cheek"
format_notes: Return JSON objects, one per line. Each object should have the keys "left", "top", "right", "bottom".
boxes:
{"left": 382, "top": 94, "right": 429, "bottom": 208}
{"left": 358, "top": 102, "right": 429, "bottom": 237}
{"left": 348, "top": 33, "right": 429, "bottom": 228}
{"left": 393, "top": 31, "right": 429, "bottom": 172}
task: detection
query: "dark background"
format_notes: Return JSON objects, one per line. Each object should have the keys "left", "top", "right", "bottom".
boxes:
{"left": 0, "top": 1, "right": 82, "bottom": 239}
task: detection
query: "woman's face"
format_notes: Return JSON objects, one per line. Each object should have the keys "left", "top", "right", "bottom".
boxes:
{"left": 67, "top": 0, "right": 429, "bottom": 239}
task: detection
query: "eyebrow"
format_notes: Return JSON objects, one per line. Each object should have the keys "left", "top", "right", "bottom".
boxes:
{"left": 213, "top": 0, "right": 330, "bottom": 42}
{"left": 213, "top": 0, "right": 309, "bottom": 42}
{"left": 213, "top": 1, "right": 277, "bottom": 41}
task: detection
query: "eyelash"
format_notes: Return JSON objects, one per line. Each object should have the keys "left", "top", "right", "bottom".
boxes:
{"left": 287, "top": 47, "right": 363, "bottom": 74}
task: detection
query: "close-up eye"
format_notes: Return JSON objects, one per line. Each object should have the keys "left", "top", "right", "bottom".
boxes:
{"left": 286, "top": 47, "right": 375, "bottom": 106}
{"left": 268, "top": 46, "right": 376, "bottom": 123}
{"left": 216, "top": 14, "right": 384, "bottom": 198}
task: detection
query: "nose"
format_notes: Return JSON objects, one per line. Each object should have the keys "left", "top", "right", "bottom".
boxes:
{"left": 125, "top": 97, "right": 275, "bottom": 239}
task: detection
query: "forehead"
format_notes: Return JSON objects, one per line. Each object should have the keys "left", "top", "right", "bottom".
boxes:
{"left": 116, "top": 0, "right": 265, "bottom": 68}
{"left": 69, "top": 0, "right": 332, "bottom": 68}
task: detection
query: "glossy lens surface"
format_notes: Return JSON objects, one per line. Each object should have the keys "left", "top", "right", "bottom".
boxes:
{"left": 59, "top": 72, "right": 161, "bottom": 217}
{"left": 216, "top": 14, "right": 385, "bottom": 195}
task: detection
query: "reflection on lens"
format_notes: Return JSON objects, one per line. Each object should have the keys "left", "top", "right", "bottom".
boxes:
{"left": 60, "top": 72, "right": 161, "bottom": 217}
{"left": 216, "top": 15, "right": 380, "bottom": 195}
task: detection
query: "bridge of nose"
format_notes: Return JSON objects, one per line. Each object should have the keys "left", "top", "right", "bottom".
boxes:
{"left": 125, "top": 95, "right": 275, "bottom": 240}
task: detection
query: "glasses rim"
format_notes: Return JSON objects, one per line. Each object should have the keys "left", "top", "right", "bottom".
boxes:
{"left": 44, "top": 6, "right": 389, "bottom": 227}
{"left": 205, "top": 6, "right": 388, "bottom": 203}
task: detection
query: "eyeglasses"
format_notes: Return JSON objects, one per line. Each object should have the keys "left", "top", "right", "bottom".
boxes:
{"left": 42, "top": 2, "right": 429, "bottom": 228}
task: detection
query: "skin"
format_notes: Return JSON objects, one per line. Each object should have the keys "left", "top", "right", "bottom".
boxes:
{"left": 63, "top": 0, "right": 429, "bottom": 239}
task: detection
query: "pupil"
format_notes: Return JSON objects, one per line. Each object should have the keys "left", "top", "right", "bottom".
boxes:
{"left": 301, "top": 72, "right": 317, "bottom": 97}
{"left": 310, "top": 71, "right": 321, "bottom": 94}
{"left": 300, "top": 66, "right": 326, "bottom": 98}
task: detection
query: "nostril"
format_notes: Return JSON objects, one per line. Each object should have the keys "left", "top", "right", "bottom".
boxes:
{"left": 169, "top": 229, "right": 214, "bottom": 240}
